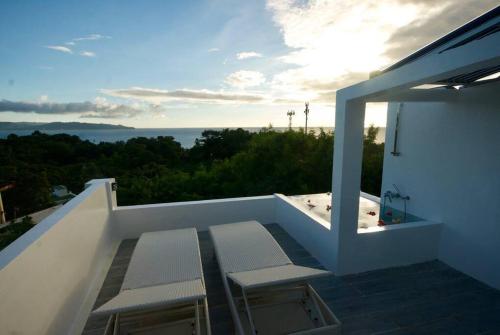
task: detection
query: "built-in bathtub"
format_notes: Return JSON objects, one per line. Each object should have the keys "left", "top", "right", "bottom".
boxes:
{"left": 287, "top": 192, "right": 424, "bottom": 229}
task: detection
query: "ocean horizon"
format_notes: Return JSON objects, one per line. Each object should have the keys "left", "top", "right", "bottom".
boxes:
{"left": 0, "top": 127, "right": 386, "bottom": 148}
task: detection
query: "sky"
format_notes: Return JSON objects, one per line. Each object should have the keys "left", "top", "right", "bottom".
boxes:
{"left": 0, "top": 0, "right": 497, "bottom": 128}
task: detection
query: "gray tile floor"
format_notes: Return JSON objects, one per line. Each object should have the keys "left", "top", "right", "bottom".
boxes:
{"left": 82, "top": 224, "right": 500, "bottom": 335}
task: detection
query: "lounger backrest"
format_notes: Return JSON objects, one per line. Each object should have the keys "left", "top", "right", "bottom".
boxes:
{"left": 93, "top": 228, "right": 207, "bottom": 316}
{"left": 122, "top": 228, "right": 203, "bottom": 290}
{"left": 209, "top": 221, "right": 291, "bottom": 273}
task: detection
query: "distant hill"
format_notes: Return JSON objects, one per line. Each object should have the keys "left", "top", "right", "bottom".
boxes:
{"left": 0, "top": 122, "right": 133, "bottom": 130}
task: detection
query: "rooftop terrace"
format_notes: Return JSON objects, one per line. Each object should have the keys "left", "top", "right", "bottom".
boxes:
{"left": 1, "top": 179, "right": 498, "bottom": 334}
{"left": 82, "top": 223, "right": 500, "bottom": 335}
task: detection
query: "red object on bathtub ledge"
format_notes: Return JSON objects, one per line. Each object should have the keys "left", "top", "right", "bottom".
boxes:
{"left": 377, "top": 220, "right": 386, "bottom": 226}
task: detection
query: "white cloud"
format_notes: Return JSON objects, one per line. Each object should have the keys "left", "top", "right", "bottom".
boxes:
{"left": 384, "top": 0, "right": 499, "bottom": 60}
{"left": 45, "top": 45, "right": 72, "bottom": 54}
{"left": 265, "top": 0, "right": 496, "bottom": 104}
{"left": 225, "top": 70, "right": 266, "bottom": 88}
{"left": 236, "top": 51, "right": 263, "bottom": 59}
{"left": 102, "top": 87, "right": 265, "bottom": 103}
{"left": 80, "top": 51, "right": 96, "bottom": 57}
{"left": 73, "top": 34, "right": 111, "bottom": 42}
{"left": 0, "top": 98, "right": 149, "bottom": 118}
{"left": 266, "top": 0, "right": 424, "bottom": 95}
{"left": 81, "top": 97, "right": 157, "bottom": 118}
{"left": 208, "top": 47, "right": 220, "bottom": 52}
{"left": 64, "top": 34, "right": 111, "bottom": 47}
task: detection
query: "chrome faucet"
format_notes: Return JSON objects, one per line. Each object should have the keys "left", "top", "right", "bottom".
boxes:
{"left": 392, "top": 184, "right": 410, "bottom": 200}
{"left": 384, "top": 185, "right": 409, "bottom": 201}
{"left": 382, "top": 184, "right": 410, "bottom": 223}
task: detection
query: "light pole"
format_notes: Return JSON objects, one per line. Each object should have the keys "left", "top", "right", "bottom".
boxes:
{"left": 287, "top": 110, "right": 295, "bottom": 130}
{"left": 304, "top": 102, "right": 310, "bottom": 134}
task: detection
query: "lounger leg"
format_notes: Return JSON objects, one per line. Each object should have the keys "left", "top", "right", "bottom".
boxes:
{"left": 204, "top": 297, "right": 212, "bottom": 335}
{"left": 242, "top": 287, "right": 257, "bottom": 335}
{"left": 103, "top": 315, "right": 114, "bottom": 335}
{"left": 195, "top": 300, "right": 201, "bottom": 335}
{"left": 307, "top": 284, "right": 326, "bottom": 326}
{"left": 113, "top": 314, "right": 120, "bottom": 335}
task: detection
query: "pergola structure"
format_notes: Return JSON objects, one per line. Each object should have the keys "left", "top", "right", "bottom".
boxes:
{"left": 330, "top": 6, "right": 500, "bottom": 275}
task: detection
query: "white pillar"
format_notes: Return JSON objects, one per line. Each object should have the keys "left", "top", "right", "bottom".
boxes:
{"left": 331, "top": 97, "right": 366, "bottom": 274}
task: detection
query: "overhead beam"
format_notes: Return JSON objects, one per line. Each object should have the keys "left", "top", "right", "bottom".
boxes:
{"left": 337, "top": 32, "right": 500, "bottom": 102}
{"left": 366, "top": 88, "right": 460, "bottom": 103}
{"left": 366, "top": 80, "right": 500, "bottom": 103}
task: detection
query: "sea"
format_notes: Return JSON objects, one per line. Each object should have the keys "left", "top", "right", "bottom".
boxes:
{"left": 0, "top": 127, "right": 385, "bottom": 148}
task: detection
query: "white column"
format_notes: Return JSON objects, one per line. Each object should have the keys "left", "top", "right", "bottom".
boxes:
{"left": 331, "top": 97, "right": 366, "bottom": 274}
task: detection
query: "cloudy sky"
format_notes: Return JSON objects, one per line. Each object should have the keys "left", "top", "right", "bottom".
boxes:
{"left": 0, "top": 0, "right": 496, "bottom": 128}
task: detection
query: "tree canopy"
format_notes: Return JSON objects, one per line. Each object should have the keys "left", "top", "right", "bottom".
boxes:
{"left": 0, "top": 127, "right": 384, "bottom": 220}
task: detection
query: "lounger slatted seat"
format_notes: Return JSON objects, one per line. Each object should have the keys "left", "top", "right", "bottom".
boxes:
{"left": 93, "top": 228, "right": 211, "bottom": 335}
{"left": 210, "top": 221, "right": 341, "bottom": 335}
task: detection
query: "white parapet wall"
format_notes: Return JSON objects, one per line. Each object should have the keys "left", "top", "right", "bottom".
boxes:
{"left": 0, "top": 189, "right": 276, "bottom": 335}
{"left": 342, "top": 220, "right": 442, "bottom": 274}
{"left": 275, "top": 194, "right": 337, "bottom": 270}
{"left": 114, "top": 195, "right": 276, "bottom": 239}
{"left": 275, "top": 193, "right": 442, "bottom": 275}
{"left": 0, "top": 179, "right": 119, "bottom": 335}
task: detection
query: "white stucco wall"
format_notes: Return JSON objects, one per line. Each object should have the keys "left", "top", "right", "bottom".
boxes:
{"left": 275, "top": 194, "right": 336, "bottom": 270}
{"left": 114, "top": 195, "right": 276, "bottom": 239}
{"left": 382, "top": 89, "right": 500, "bottom": 289}
{"left": 275, "top": 193, "right": 441, "bottom": 274}
{"left": 0, "top": 179, "right": 118, "bottom": 335}
{"left": 341, "top": 221, "right": 442, "bottom": 274}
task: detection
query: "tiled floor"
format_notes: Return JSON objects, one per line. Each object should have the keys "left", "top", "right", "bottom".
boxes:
{"left": 82, "top": 224, "right": 500, "bottom": 335}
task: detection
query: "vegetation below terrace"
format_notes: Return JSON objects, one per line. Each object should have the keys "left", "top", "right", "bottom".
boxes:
{"left": 0, "top": 127, "right": 384, "bottom": 223}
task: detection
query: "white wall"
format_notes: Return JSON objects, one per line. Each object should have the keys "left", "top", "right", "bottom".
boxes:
{"left": 275, "top": 194, "right": 336, "bottom": 269}
{"left": 276, "top": 194, "right": 441, "bottom": 275}
{"left": 114, "top": 195, "right": 276, "bottom": 239}
{"left": 0, "top": 179, "right": 118, "bottom": 335}
{"left": 342, "top": 222, "right": 441, "bottom": 274}
{"left": 382, "top": 87, "right": 500, "bottom": 289}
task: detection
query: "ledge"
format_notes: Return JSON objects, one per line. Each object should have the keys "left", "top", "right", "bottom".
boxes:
{"left": 274, "top": 193, "right": 331, "bottom": 229}
{"left": 357, "top": 219, "right": 442, "bottom": 234}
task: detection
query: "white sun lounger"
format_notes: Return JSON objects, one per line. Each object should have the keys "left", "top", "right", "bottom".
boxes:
{"left": 210, "top": 221, "right": 341, "bottom": 335}
{"left": 93, "top": 228, "right": 211, "bottom": 335}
